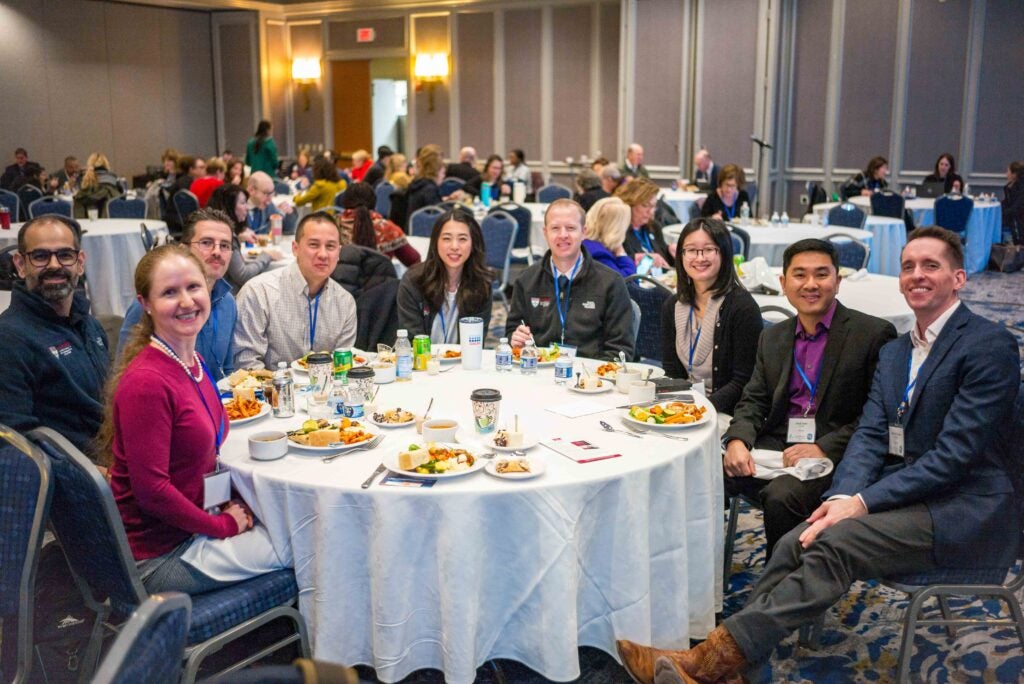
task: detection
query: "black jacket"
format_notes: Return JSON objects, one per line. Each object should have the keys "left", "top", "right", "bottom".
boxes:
{"left": 331, "top": 244, "right": 397, "bottom": 298}
{"left": 701, "top": 190, "right": 751, "bottom": 221}
{"left": 623, "top": 222, "right": 672, "bottom": 264}
{"left": 840, "top": 173, "right": 888, "bottom": 201}
{"left": 1, "top": 161, "right": 43, "bottom": 191}
{"left": 363, "top": 163, "right": 385, "bottom": 188}
{"left": 660, "top": 287, "right": 762, "bottom": 415}
{"left": 445, "top": 162, "right": 481, "bottom": 184}
{"left": 506, "top": 247, "right": 635, "bottom": 360}
{"left": 396, "top": 263, "right": 492, "bottom": 341}
{"left": 406, "top": 178, "right": 442, "bottom": 218}
{"left": 577, "top": 187, "right": 609, "bottom": 212}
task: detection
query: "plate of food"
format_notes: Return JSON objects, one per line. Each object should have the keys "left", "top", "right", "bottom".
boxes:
{"left": 489, "top": 428, "right": 539, "bottom": 452}
{"left": 624, "top": 401, "right": 709, "bottom": 430}
{"left": 569, "top": 375, "right": 613, "bottom": 394}
{"left": 218, "top": 368, "right": 273, "bottom": 393}
{"left": 594, "top": 361, "right": 666, "bottom": 379}
{"left": 286, "top": 418, "right": 378, "bottom": 452}
{"left": 432, "top": 344, "right": 463, "bottom": 363}
{"left": 485, "top": 456, "right": 545, "bottom": 480}
{"left": 368, "top": 407, "right": 417, "bottom": 428}
{"left": 385, "top": 442, "right": 485, "bottom": 479}
{"left": 512, "top": 343, "right": 562, "bottom": 367}
{"left": 223, "top": 397, "right": 271, "bottom": 425}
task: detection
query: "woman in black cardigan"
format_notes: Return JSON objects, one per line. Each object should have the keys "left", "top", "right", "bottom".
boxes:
{"left": 923, "top": 153, "right": 964, "bottom": 194}
{"left": 660, "top": 218, "right": 762, "bottom": 415}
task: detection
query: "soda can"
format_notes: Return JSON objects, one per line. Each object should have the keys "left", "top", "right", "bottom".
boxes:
{"left": 413, "top": 334, "right": 431, "bottom": 371}
{"left": 333, "top": 348, "right": 353, "bottom": 374}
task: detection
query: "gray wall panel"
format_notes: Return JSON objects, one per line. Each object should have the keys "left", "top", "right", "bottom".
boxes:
{"left": 551, "top": 5, "right": 591, "bottom": 161}
{"left": 788, "top": 0, "right": 831, "bottom": 169}
{"left": 266, "top": 22, "right": 290, "bottom": 157}
{"left": 455, "top": 12, "right": 494, "bottom": 155}
{"left": 159, "top": 9, "right": 218, "bottom": 159}
{"left": 290, "top": 23, "right": 325, "bottom": 151}
{"left": 503, "top": 9, "right": 542, "bottom": 160}
{"left": 412, "top": 14, "right": 450, "bottom": 154}
{"left": 902, "top": 0, "right": 970, "bottom": 171}
{"left": 219, "top": 22, "right": 257, "bottom": 156}
{"left": 598, "top": 2, "right": 620, "bottom": 160}
{"left": 973, "top": 0, "right": 1024, "bottom": 174}
{"left": 633, "top": 0, "right": 683, "bottom": 166}
{"left": 835, "top": 0, "right": 897, "bottom": 169}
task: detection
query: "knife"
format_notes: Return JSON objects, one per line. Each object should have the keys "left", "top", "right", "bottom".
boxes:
{"left": 360, "top": 463, "right": 387, "bottom": 488}
{"left": 615, "top": 393, "right": 696, "bottom": 409}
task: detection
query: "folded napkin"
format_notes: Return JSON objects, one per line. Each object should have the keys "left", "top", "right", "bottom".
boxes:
{"left": 751, "top": 449, "right": 834, "bottom": 481}
{"left": 844, "top": 267, "right": 869, "bottom": 281}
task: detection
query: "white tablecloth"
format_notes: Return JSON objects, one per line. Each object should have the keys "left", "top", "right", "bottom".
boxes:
{"left": 220, "top": 357, "right": 723, "bottom": 683}
{"left": 0, "top": 289, "right": 10, "bottom": 313}
{"left": 2, "top": 219, "right": 169, "bottom": 317}
{"left": 660, "top": 190, "right": 707, "bottom": 223}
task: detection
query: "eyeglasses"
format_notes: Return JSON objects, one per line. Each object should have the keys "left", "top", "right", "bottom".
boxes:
{"left": 682, "top": 247, "right": 720, "bottom": 259}
{"left": 23, "top": 248, "right": 80, "bottom": 267}
{"left": 189, "top": 238, "right": 234, "bottom": 253}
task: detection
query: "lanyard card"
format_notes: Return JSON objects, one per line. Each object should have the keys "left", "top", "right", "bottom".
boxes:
{"left": 203, "top": 470, "right": 232, "bottom": 510}
{"left": 888, "top": 425, "right": 905, "bottom": 457}
{"left": 787, "top": 417, "right": 816, "bottom": 444}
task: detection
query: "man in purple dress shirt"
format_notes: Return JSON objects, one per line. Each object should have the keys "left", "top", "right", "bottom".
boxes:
{"left": 718, "top": 239, "right": 896, "bottom": 557}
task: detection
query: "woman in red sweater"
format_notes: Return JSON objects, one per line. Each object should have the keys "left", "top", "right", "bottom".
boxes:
{"left": 98, "top": 245, "right": 283, "bottom": 594}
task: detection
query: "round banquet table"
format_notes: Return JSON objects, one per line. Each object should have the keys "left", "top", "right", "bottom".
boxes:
{"left": 1, "top": 219, "right": 169, "bottom": 317}
{"left": 220, "top": 356, "right": 724, "bottom": 683}
{"left": 659, "top": 190, "right": 707, "bottom": 223}
{"left": 799, "top": 214, "right": 906, "bottom": 276}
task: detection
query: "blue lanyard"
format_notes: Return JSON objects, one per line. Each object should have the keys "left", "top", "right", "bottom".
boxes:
{"left": 438, "top": 295, "right": 455, "bottom": 343}
{"left": 307, "top": 290, "right": 322, "bottom": 350}
{"left": 153, "top": 336, "right": 225, "bottom": 465}
{"left": 634, "top": 228, "right": 654, "bottom": 253}
{"left": 723, "top": 201, "right": 736, "bottom": 220}
{"left": 552, "top": 256, "right": 583, "bottom": 344}
{"left": 687, "top": 307, "right": 702, "bottom": 375}
{"left": 896, "top": 353, "right": 917, "bottom": 424}
{"left": 792, "top": 344, "right": 827, "bottom": 416}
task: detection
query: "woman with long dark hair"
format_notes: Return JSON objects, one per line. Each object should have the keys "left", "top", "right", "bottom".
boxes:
{"left": 660, "top": 218, "right": 761, "bottom": 415}
{"left": 208, "top": 184, "right": 281, "bottom": 290}
{"left": 245, "top": 120, "right": 279, "bottom": 176}
{"left": 701, "top": 164, "right": 750, "bottom": 222}
{"left": 841, "top": 155, "right": 889, "bottom": 199}
{"left": 396, "top": 207, "right": 493, "bottom": 342}
{"left": 923, "top": 153, "right": 964, "bottom": 194}
{"left": 340, "top": 182, "right": 420, "bottom": 267}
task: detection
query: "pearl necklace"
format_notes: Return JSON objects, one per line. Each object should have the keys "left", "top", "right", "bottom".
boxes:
{"left": 150, "top": 336, "right": 203, "bottom": 383}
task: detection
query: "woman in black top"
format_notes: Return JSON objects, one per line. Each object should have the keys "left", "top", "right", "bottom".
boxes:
{"left": 841, "top": 156, "right": 889, "bottom": 200}
{"left": 615, "top": 177, "right": 673, "bottom": 268}
{"left": 923, "top": 153, "right": 964, "bottom": 194}
{"left": 1003, "top": 161, "right": 1024, "bottom": 245}
{"left": 405, "top": 145, "right": 444, "bottom": 219}
{"left": 660, "top": 218, "right": 762, "bottom": 415}
{"left": 463, "top": 155, "right": 504, "bottom": 201}
{"left": 701, "top": 164, "right": 751, "bottom": 222}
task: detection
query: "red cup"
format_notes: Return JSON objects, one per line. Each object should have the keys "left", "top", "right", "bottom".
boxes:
{"left": 0, "top": 208, "right": 11, "bottom": 230}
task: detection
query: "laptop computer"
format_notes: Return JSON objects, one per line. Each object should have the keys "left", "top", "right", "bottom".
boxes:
{"left": 917, "top": 181, "right": 946, "bottom": 198}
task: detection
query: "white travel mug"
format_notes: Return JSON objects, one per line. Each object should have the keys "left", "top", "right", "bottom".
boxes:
{"left": 459, "top": 317, "right": 484, "bottom": 370}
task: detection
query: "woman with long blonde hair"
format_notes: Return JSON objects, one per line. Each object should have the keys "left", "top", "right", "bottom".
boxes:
{"left": 74, "top": 152, "right": 121, "bottom": 217}
{"left": 582, "top": 197, "right": 636, "bottom": 277}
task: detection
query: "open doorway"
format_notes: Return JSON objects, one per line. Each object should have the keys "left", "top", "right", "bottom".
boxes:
{"left": 371, "top": 58, "right": 407, "bottom": 155}
{"left": 330, "top": 57, "right": 408, "bottom": 162}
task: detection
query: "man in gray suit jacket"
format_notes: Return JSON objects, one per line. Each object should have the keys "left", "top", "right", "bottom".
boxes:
{"left": 618, "top": 227, "right": 1021, "bottom": 683}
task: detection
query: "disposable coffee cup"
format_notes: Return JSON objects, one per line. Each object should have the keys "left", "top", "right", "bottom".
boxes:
{"left": 470, "top": 388, "right": 501, "bottom": 434}
{"left": 87, "top": 208, "right": 99, "bottom": 221}
{"left": 459, "top": 317, "right": 484, "bottom": 370}
{"left": 512, "top": 183, "right": 526, "bottom": 204}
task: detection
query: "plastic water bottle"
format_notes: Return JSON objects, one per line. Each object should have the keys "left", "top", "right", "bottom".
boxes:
{"left": 780, "top": 211, "right": 790, "bottom": 226}
{"left": 554, "top": 354, "right": 573, "bottom": 384}
{"left": 739, "top": 202, "right": 750, "bottom": 226}
{"left": 770, "top": 211, "right": 780, "bottom": 225}
{"left": 520, "top": 337, "right": 538, "bottom": 375}
{"left": 395, "top": 329, "right": 413, "bottom": 382}
{"left": 328, "top": 371, "right": 347, "bottom": 417}
{"left": 495, "top": 337, "right": 513, "bottom": 372}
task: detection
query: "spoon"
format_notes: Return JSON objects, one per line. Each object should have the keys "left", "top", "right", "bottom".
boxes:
{"left": 645, "top": 368, "right": 654, "bottom": 384}
{"left": 618, "top": 351, "right": 628, "bottom": 370}
{"left": 599, "top": 420, "right": 643, "bottom": 439}
{"left": 423, "top": 398, "right": 434, "bottom": 421}
{"left": 575, "top": 372, "right": 582, "bottom": 388}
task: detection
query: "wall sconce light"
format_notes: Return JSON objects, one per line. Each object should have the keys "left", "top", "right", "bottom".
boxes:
{"left": 292, "top": 57, "right": 322, "bottom": 111}
{"left": 414, "top": 52, "right": 449, "bottom": 112}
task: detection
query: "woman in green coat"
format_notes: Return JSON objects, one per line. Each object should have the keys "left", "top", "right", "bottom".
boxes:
{"left": 245, "top": 120, "right": 279, "bottom": 176}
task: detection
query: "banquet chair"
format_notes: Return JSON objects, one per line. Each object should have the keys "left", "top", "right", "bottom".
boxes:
{"left": 625, "top": 274, "right": 673, "bottom": 363}
{"left": 0, "top": 188, "right": 20, "bottom": 221}
{"left": 17, "top": 185, "right": 43, "bottom": 221}
{"left": 630, "top": 300, "right": 642, "bottom": 356}
{"left": 333, "top": 189, "right": 347, "bottom": 209}
{"left": 439, "top": 177, "right": 465, "bottom": 197}
{"left": 480, "top": 210, "right": 518, "bottom": 312}
{"left": 374, "top": 181, "right": 394, "bottom": 216}
{"left": 172, "top": 190, "right": 200, "bottom": 227}
{"left": 489, "top": 201, "right": 535, "bottom": 265}
{"left": 745, "top": 181, "right": 758, "bottom": 208}
{"left": 28, "top": 427, "right": 311, "bottom": 684}
{"left": 759, "top": 304, "right": 795, "bottom": 328}
{"left": 140, "top": 223, "right": 155, "bottom": 252}
{"left": 934, "top": 193, "right": 974, "bottom": 244}
{"left": 803, "top": 182, "right": 828, "bottom": 220}
{"left": 273, "top": 180, "right": 291, "bottom": 196}
{"left": 0, "top": 424, "right": 53, "bottom": 684}
{"left": 409, "top": 206, "right": 445, "bottom": 238}
{"left": 729, "top": 225, "right": 751, "bottom": 260}
{"left": 28, "top": 196, "right": 72, "bottom": 219}
{"left": 106, "top": 197, "right": 146, "bottom": 219}
{"left": 824, "top": 233, "right": 870, "bottom": 270}
{"left": 91, "top": 593, "right": 190, "bottom": 684}
{"left": 536, "top": 183, "right": 572, "bottom": 203}
{"left": 436, "top": 200, "right": 462, "bottom": 212}
{"left": 869, "top": 190, "right": 905, "bottom": 220}
{"left": 826, "top": 202, "right": 867, "bottom": 230}
{"left": 1, "top": 245, "right": 20, "bottom": 291}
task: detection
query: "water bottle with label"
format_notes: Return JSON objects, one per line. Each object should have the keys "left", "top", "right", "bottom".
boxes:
{"left": 553, "top": 354, "right": 573, "bottom": 384}
{"left": 495, "top": 337, "right": 513, "bottom": 372}
{"left": 770, "top": 211, "right": 780, "bottom": 225}
{"left": 739, "top": 202, "right": 750, "bottom": 226}
{"left": 328, "top": 371, "right": 347, "bottom": 416}
{"left": 395, "top": 329, "right": 413, "bottom": 381}
{"left": 520, "top": 337, "right": 538, "bottom": 375}
{"left": 780, "top": 211, "right": 790, "bottom": 226}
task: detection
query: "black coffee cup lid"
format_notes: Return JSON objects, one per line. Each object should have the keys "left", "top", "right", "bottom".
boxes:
{"left": 470, "top": 388, "right": 501, "bottom": 402}
{"left": 307, "top": 352, "right": 332, "bottom": 364}
{"left": 348, "top": 366, "right": 374, "bottom": 379}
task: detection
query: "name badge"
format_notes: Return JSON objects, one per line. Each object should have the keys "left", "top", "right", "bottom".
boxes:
{"left": 787, "top": 417, "right": 816, "bottom": 444}
{"left": 203, "top": 470, "right": 232, "bottom": 510}
{"left": 888, "top": 425, "right": 905, "bottom": 457}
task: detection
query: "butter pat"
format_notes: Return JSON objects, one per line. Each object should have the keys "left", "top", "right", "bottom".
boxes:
{"left": 506, "top": 430, "right": 524, "bottom": 447}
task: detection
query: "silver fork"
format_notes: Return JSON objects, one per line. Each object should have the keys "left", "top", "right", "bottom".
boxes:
{"left": 322, "top": 434, "right": 385, "bottom": 463}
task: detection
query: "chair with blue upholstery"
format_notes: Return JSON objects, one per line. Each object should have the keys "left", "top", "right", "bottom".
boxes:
{"left": 934, "top": 193, "right": 974, "bottom": 243}
{"left": 480, "top": 210, "right": 518, "bottom": 311}
{"left": 625, "top": 275, "right": 673, "bottom": 363}
{"left": 374, "top": 181, "right": 394, "bottom": 216}
{"left": 536, "top": 183, "right": 572, "bottom": 203}
{"left": 333, "top": 189, "right": 347, "bottom": 209}
{"left": 92, "top": 593, "right": 190, "bottom": 684}
{"left": 28, "top": 427, "right": 311, "bottom": 684}
{"left": 729, "top": 225, "right": 751, "bottom": 260}
{"left": 489, "top": 202, "right": 535, "bottom": 264}
{"left": 28, "top": 196, "right": 73, "bottom": 219}
{"left": 758, "top": 304, "right": 795, "bottom": 328}
{"left": 824, "top": 233, "right": 870, "bottom": 270}
{"left": 826, "top": 202, "right": 867, "bottom": 229}
{"left": 140, "top": 223, "right": 156, "bottom": 252}
{"left": 106, "top": 197, "right": 147, "bottom": 219}
{"left": 439, "top": 177, "right": 465, "bottom": 198}
{"left": 273, "top": 180, "right": 291, "bottom": 196}
{"left": 0, "top": 424, "right": 53, "bottom": 684}
{"left": 172, "top": 190, "right": 200, "bottom": 227}
{"left": 0, "top": 188, "right": 20, "bottom": 222}
{"left": 17, "top": 185, "right": 43, "bottom": 221}
{"left": 408, "top": 205, "right": 445, "bottom": 238}
{"left": 870, "top": 190, "right": 905, "bottom": 220}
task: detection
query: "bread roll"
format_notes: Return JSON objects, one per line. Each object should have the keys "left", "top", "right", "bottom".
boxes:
{"left": 398, "top": 450, "right": 430, "bottom": 471}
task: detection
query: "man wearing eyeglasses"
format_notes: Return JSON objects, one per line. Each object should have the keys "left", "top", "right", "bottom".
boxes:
{"left": 246, "top": 171, "right": 285, "bottom": 235}
{"left": 118, "top": 208, "right": 238, "bottom": 381}
{"left": 0, "top": 215, "right": 110, "bottom": 455}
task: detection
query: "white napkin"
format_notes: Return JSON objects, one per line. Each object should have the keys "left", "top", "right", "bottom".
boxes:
{"left": 751, "top": 449, "right": 834, "bottom": 481}
{"left": 738, "top": 257, "right": 778, "bottom": 293}
{"left": 545, "top": 400, "right": 611, "bottom": 419}
{"left": 844, "top": 268, "right": 869, "bottom": 281}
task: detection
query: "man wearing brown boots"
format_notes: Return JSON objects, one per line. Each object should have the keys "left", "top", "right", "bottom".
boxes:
{"left": 616, "top": 228, "right": 1022, "bottom": 683}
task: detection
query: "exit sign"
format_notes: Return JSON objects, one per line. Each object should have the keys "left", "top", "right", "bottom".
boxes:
{"left": 356, "top": 28, "right": 375, "bottom": 43}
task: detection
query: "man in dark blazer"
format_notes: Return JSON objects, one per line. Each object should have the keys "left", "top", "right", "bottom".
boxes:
{"left": 693, "top": 149, "right": 718, "bottom": 190}
{"left": 618, "top": 226, "right": 1021, "bottom": 684}
{"left": 721, "top": 239, "right": 896, "bottom": 556}
{"left": 622, "top": 143, "right": 649, "bottom": 180}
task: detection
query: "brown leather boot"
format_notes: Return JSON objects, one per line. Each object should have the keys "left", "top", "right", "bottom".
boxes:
{"left": 653, "top": 625, "right": 747, "bottom": 683}
{"left": 617, "top": 639, "right": 689, "bottom": 684}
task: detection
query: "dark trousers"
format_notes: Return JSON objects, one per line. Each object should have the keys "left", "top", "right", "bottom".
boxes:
{"left": 724, "top": 503, "right": 936, "bottom": 664}
{"left": 725, "top": 473, "right": 834, "bottom": 559}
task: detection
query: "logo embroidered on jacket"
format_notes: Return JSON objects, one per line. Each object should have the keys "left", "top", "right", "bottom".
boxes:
{"left": 531, "top": 297, "right": 551, "bottom": 308}
{"left": 49, "top": 342, "right": 73, "bottom": 359}
{"left": 582, "top": 301, "right": 595, "bottom": 309}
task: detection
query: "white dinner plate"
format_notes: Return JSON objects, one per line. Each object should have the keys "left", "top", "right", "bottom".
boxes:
{"left": 622, "top": 407, "right": 710, "bottom": 430}
{"left": 224, "top": 401, "right": 271, "bottom": 425}
{"left": 286, "top": 423, "right": 379, "bottom": 453}
{"left": 593, "top": 362, "right": 667, "bottom": 380}
{"left": 569, "top": 380, "right": 614, "bottom": 394}
{"left": 432, "top": 344, "right": 463, "bottom": 364}
{"left": 488, "top": 433, "right": 539, "bottom": 452}
{"left": 367, "top": 409, "right": 418, "bottom": 429}
{"left": 290, "top": 359, "right": 309, "bottom": 374}
{"left": 485, "top": 457, "right": 546, "bottom": 480}
{"left": 383, "top": 444, "right": 486, "bottom": 479}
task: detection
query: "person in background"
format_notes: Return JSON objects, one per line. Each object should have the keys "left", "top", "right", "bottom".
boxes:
{"left": 923, "top": 153, "right": 964, "bottom": 194}
{"left": 599, "top": 164, "right": 624, "bottom": 196}
{"left": 385, "top": 153, "right": 410, "bottom": 190}
{"left": 349, "top": 150, "right": 372, "bottom": 183}
{"left": 226, "top": 159, "right": 245, "bottom": 187}
{"left": 294, "top": 158, "right": 346, "bottom": 212}
{"left": 340, "top": 182, "right": 420, "bottom": 267}
{"left": 445, "top": 146, "right": 481, "bottom": 184}
{"left": 660, "top": 218, "right": 761, "bottom": 416}
{"left": 581, "top": 197, "right": 634, "bottom": 277}
{"left": 207, "top": 184, "right": 283, "bottom": 291}
{"left": 622, "top": 143, "right": 649, "bottom": 180}
{"left": 406, "top": 145, "right": 445, "bottom": 217}
{"left": 50, "top": 156, "right": 81, "bottom": 194}
{"left": 221, "top": 149, "right": 234, "bottom": 165}
{"left": 615, "top": 177, "right": 673, "bottom": 268}
{"left": 1, "top": 147, "right": 43, "bottom": 191}
{"left": 189, "top": 157, "right": 226, "bottom": 208}
{"left": 74, "top": 152, "right": 121, "bottom": 219}
{"left": 575, "top": 169, "right": 608, "bottom": 212}
{"left": 463, "top": 154, "right": 505, "bottom": 201}
{"left": 693, "top": 149, "right": 718, "bottom": 190}
{"left": 362, "top": 145, "right": 393, "bottom": 188}
{"left": 841, "top": 156, "right": 889, "bottom": 199}
{"left": 397, "top": 207, "right": 492, "bottom": 343}
{"left": 590, "top": 157, "right": 611, "bottom": 174}
{"left": 170, "top": 155, "right": 205, "bottom": 199}
{"left": 1002, "top": 161, "right": 1024, "bottom": 245}
{"left": 0, "top": 215, "right": 110, "bottom": 456}
{"left": 245, "top": 120, "right": 279, "bottom": 177}
{"left": 287, "top": 148, "right": 313, "bottom": 188}
{"left": 245, "top": 171, "right": 284, "bottom": 235}
{"left": 701, "top": 163, "right": 751, "bottom": 221}
{"left": 504, "top": 148, "right": 532, "bottom": 196}
{"left": 159, "top": 149, "right": 180, "bottom": 182}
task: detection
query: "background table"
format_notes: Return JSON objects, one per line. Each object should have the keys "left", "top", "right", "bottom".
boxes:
{"left": 801, "top": 214, "right": 906, "bottom": 275}
{"left": 221, "top": 357, "right": 723, "bottom": 683}
{"left": 2, "top": 219, "right": 169, "bottom": 317}
{"left": 660, "top": 190, "right": 707, "bottom": 224}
